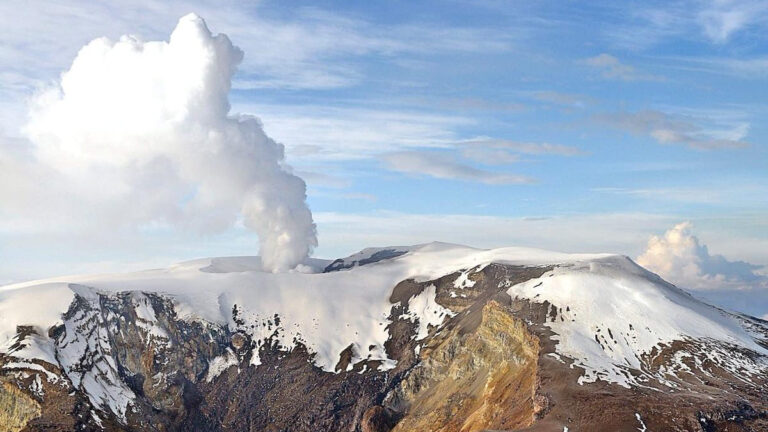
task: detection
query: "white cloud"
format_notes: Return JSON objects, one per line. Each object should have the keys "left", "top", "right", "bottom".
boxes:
{"left": 603, "top": 1, "right": 768, "bottom": 49}
{"left": 460, "top": 137, "right": 583, "bottom": 156}
{"left": 461, "top": 147, "right": 523, "bottom": 165}
{"left": 584, "top": 54, "right": 661, "bottom": 81}
{"left": 379, "top": 151, "right": 533, "bottom": 185}
{"left": 240, "top": 103, "right": 468, "bottom": 162}
{"left": 602, "top": 5, "right": 691, "bottom": 50}
{"left": 294, "top": 170, "right": 351, "bottom": 189}
{"left": 457, "top": 137, "right": 582, "bottom": 166}
{"left": 0, "top": 0, "right": 515, "bottom": 102}
{"left": 716, "top": 57, "right": 768, "bottom": 76}
{"left": 597, "top": 109, "right": 750, "bottom": 149}
{"left": 341, "top": 193, "right": 378, "bottom": 202}
{"left": 697, "top": 0, "right": 768, "bottom": 43}
{"left": 669, "top": 56, "right": 768, "bottom": 78}
{"left": 592, "top": 181, "right": 768, "bottom": 207}
{"left": 418, "top": 97, "right": 526, "bottom": 112}
{"left": 0, "top": 14, "right": 316, "bottom": 272}
{"left": 241, "top": 104, "right": 582, "bottom": 185}
{"left": 313, "top": 211, "right": 682, "bottom": 259}
{"left": 0, "top": 1, "right": 522, "bottom": 142}
{"left": 369, "top": 135, "right": 582, "bottom": 185}
{"left": 244, "top": 104, "right": 583, "bottom": 170}
{"left": 637, "top": 222, "right": 768, "bottom": 317}
{"left": 532, "top": 91, "right": 592, "bottom": 109}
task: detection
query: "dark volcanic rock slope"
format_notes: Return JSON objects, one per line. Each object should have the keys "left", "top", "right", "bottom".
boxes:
{"left": 1, "top": 246, "right": 767, "bottom": 432}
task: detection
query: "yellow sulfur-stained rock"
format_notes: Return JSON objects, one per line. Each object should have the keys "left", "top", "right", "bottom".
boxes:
{"left": 0, "top": 381, "right": 41, "bottom": 432}
{"left": 389, "top": 300, "right": 540, "bottom": 432}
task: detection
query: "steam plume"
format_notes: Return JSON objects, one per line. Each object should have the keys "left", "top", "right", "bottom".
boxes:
{"left": 22, "top": 14, "right": 317, "bottom": 271}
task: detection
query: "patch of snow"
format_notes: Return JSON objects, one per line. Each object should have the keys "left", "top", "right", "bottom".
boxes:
{"left": 2, "top": 361, "right": 59, "bottom": 383}
{"left": 378, "top": 357, "right": 397, "bottom": 371}
{"left": 150, "top": 372, "right": 167, "bottom": 388}
{"left": 402, "top": 285, "right": 455, "bottom": 341}
{"left": 635, "top": 412, "right": 647, "bottom": 432}
{"left": 131, "top": 292, "right": 170, "bottom": 341}
{"left": 29, "top": 373, "right": 43, "bottom": 396}
{"left": 547, "top": 353, "right": 565, "bottom": 363}
{"left": 1, "top": 331, "right": 59, "bottom": 367}
{"left": 206, "top": 348, "right": 238, "bottom": 382}
{"left": 80, "top": 372, "right": 134, "bottom": 422}
{"left": 453, "top": 265, "right": 486, "bottom": 289}
{"left": 250, "top": 348, "right": 262, "bottom": 367}
{"left": 92, "top": 410, "right": 103, "bottom": 428}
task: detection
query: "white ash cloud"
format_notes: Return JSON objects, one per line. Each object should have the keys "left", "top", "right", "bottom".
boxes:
{"left": 6, "top": 14, "right": 316, "bottom": 272}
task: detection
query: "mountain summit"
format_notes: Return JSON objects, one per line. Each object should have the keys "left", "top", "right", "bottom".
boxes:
{"left": 1, "top": 243, "right": 767, "bottom": 431}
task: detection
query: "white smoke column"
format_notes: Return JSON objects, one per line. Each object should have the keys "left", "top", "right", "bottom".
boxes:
{"left": 24, "top": 14, "right": 316, "bottom": 272}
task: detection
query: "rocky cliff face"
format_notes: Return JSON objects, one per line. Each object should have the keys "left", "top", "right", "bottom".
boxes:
{"left": 1, "top": 246, "right": 767, "bottom": 431}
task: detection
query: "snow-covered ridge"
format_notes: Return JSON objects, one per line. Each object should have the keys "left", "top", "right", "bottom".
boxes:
{"left": 506, "top": 257, "right": 767, "bottom": 387}
{"left": 1, "top": 242, "right": 765, "bottom": 392}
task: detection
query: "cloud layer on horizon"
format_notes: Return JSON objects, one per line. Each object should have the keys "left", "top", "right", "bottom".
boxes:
{"left": 637, "top": 222, "right": 768, "bottom": 318}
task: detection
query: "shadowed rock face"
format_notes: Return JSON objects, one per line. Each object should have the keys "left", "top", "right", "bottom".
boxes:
{"left": 323, "top": 249, "right": 409, "bottom": 272}
{"left": 1, "top": 263, "right": 767, "bottom": 432}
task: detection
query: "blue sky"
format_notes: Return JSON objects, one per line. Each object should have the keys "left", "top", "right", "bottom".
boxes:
{"left": 227, "top": 1, "right": 768, "bottom": 230}
{"left": 0, "top": 0, "right": 767, "bottom": 305}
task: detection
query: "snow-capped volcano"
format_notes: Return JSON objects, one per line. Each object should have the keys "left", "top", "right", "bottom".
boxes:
{"left": 1, "top": 243, "right": 767, "bottom": 431}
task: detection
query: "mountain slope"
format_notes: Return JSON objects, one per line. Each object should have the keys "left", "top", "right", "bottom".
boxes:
{"left": 1, "top": 243, "right": 766, "bottom": 431}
